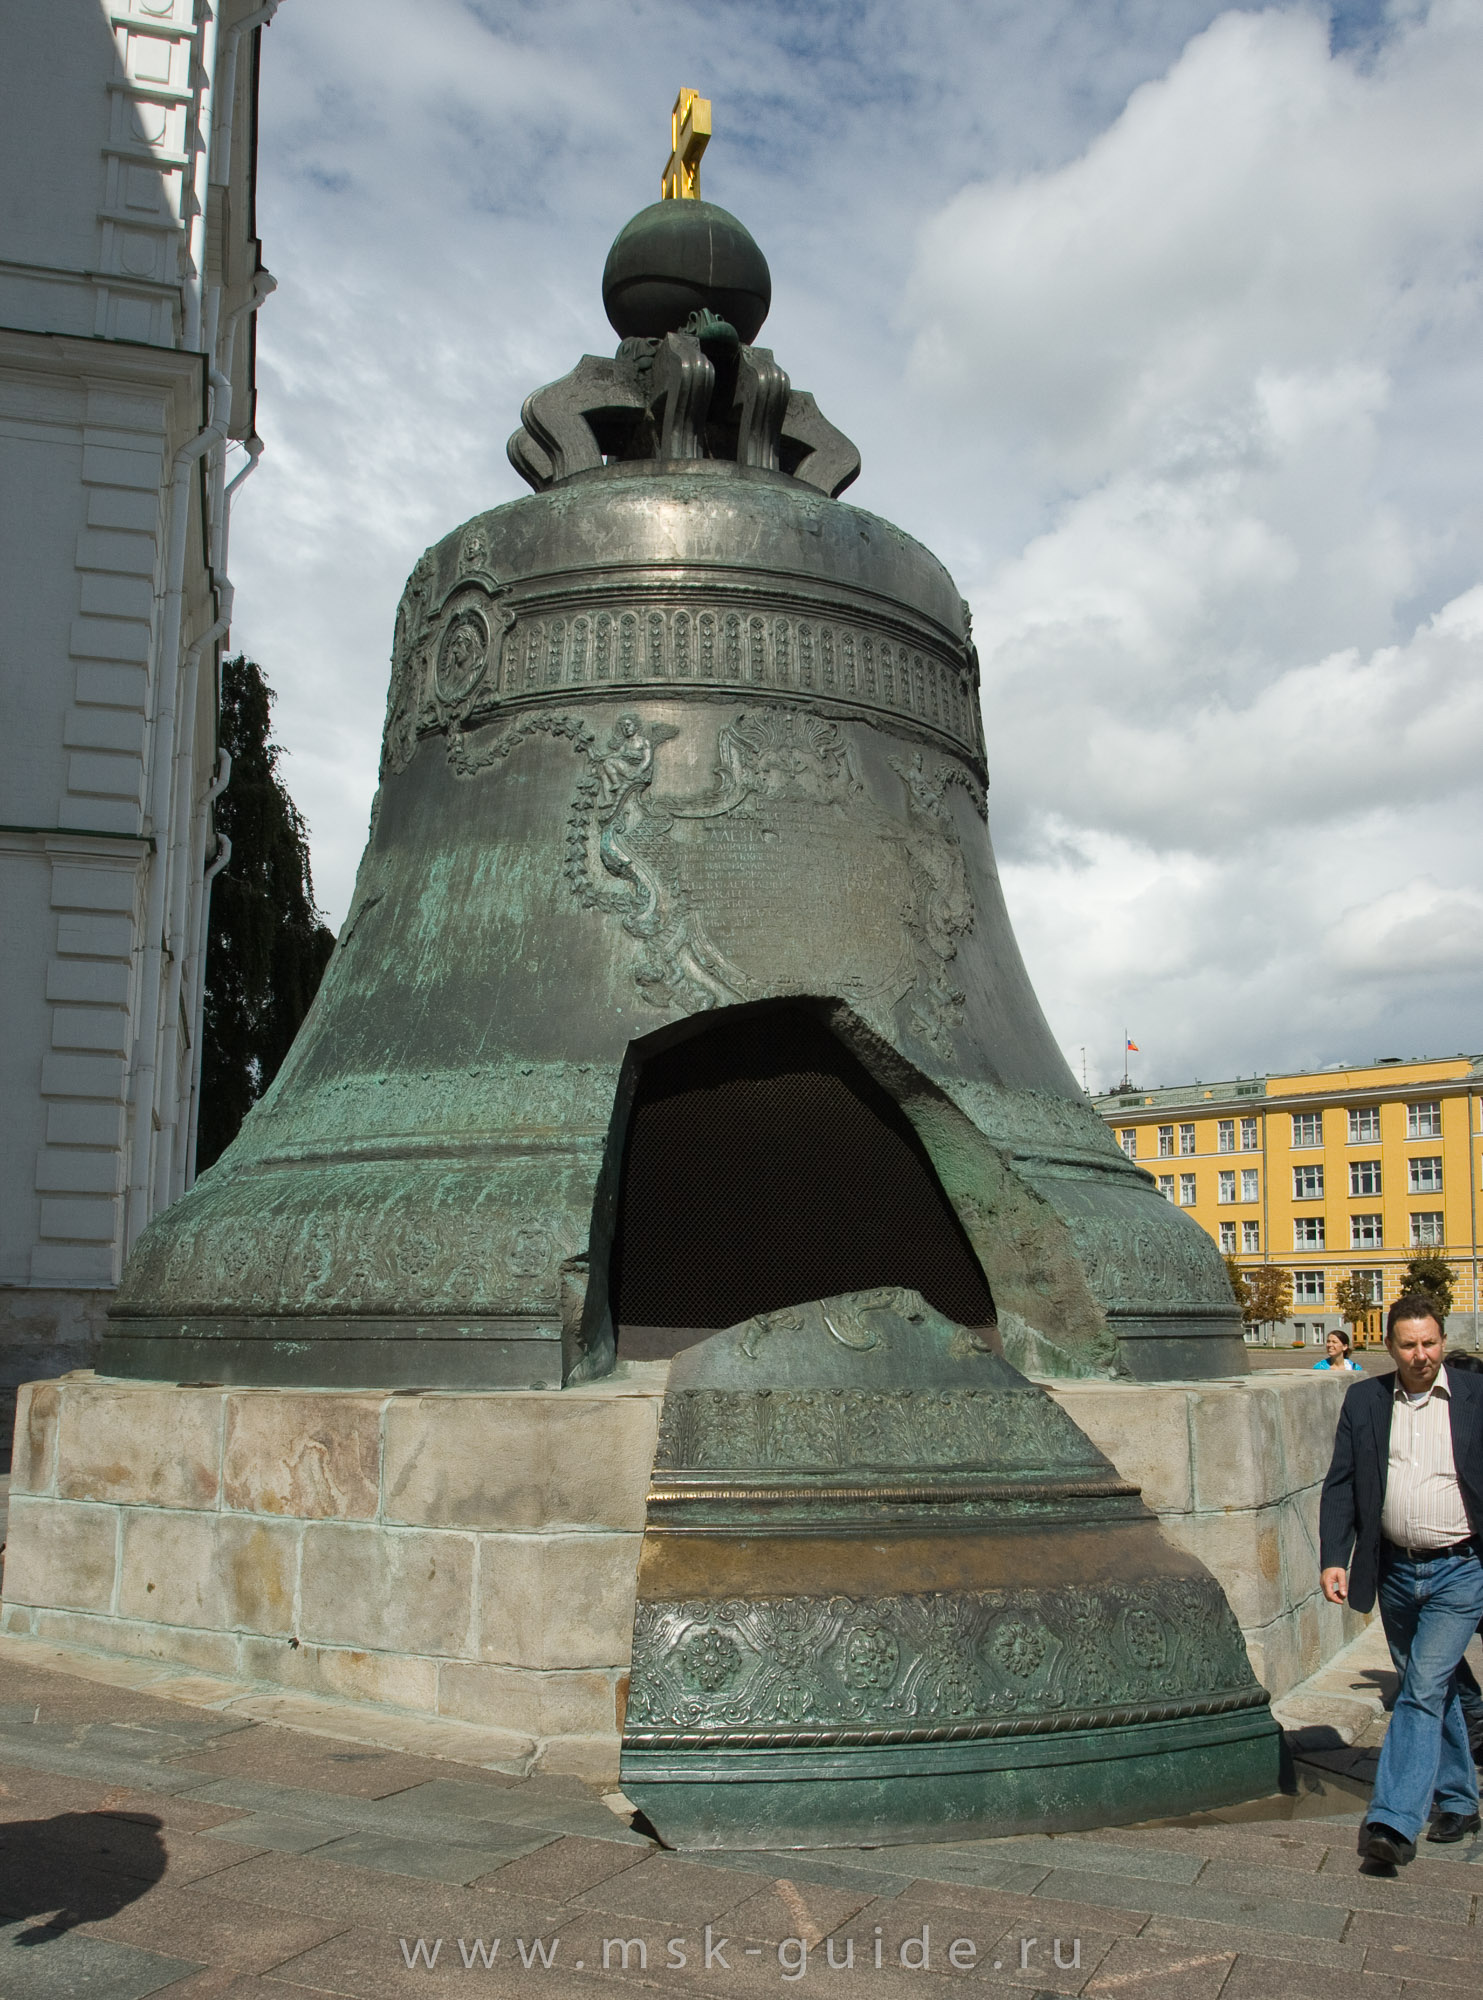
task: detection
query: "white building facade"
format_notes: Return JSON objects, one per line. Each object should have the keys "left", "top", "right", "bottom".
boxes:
{"left": 0, "top": 0, "right": 281, "bottom": 1436}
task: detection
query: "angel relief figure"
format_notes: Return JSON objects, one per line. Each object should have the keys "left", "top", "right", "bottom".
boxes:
{"left": 595, "top": 713, "right": 667, "bottom": 814}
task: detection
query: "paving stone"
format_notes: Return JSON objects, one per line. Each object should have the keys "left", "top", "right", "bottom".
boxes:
{"left": 974, "top": 1919, "right": 1121, "bottom": 1991}
{"left": 1196, "top": 1855, "right": 1474, "bottom": 1924}
{"left": 1363, "top": 1940, "right": 1483, "bottom": 1989}
{"left": 349, "top": 1776, "right": 528, "bottom": 1823}
{"left": 197, "top": 1849, "right": 570, "bottom": 1939}
{"left": 309, "top": 1827, "right": 556, "bottom": 1885}
{"left": 0, "top": 1918, "right": 202, "bottom": 2000}
{"left": 1083, "top": 1934, "right": 1237, "bottom": 1997}
{"left": 837, "top": 1843, "right": 1053, "bottom": 1895}
{"left": 1032, "top": 1865, "right": 1351, "bottom": 1939}
{"left": 76, "top": 1881, "right": 348, "bottom": 1975}
{"left": 572, "top": 1853, "right": 765, "bottom": 1924}
{"left": 688, "top": 1848, "right": 915, "bottom": 1897}
{"left": 173, "top": 1774, "right": 556, "bottom": 1852}
{"left": 172, "top": 1776, "right": 378, "bottom": 1825}
{"left": 257, "top": 1925, "right": 609, "bottom": 1999}
{"left": 0, "top": 1728, "right": 222, "bottom": 1796}
{"left": 203, "top": 1815, "right": 348, "bottom": 1855}
{"left": 972, "top": 1834, "right": 1208, "bottom": 1885}
{"left": 1093, "top": 1823, "right": 1333, "bottom": 1872}
{"left": 713, "top": 1874, "right": 880, "bottom": 1947}
{"left": 165, "top": 1730, "right": 471, "bottom": 1799}
{"left": 1141, "top": 1915, "right": 1369, "bottom": 1972}
{"left": 1342, "top": 1909, "right": 1483, "bottom": 1961}
{"left": 1, "top": 1803, "right": 263, "bottom": 1894}
{"left": 875, "top": 1877, "right": 1153, "bottom": 1939}
{"left": 472, "top": 1833, "right": 650, "bottom": 1900}
{"left": 1220, "top": 1955, "right": 1402, "bottom": 1998}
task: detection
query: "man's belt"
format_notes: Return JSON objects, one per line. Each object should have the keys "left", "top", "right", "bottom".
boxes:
{"left": 1382, "top": 1535, "right": 1478, "bottom": 1562}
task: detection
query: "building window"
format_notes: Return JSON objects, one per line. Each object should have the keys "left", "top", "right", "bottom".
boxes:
{"left": 1411, "top": 1211, "right": 1445, "bottom": 1247}
{"left": 1350, "top": 1213, "right": 1383, "bottom": 1248}
{"left": 1348, "top": 1106, "right": 1380, "bottom": 1143}
{"left": 1407, "top": 1101, "right": 1442, "bottom": 1138}
{"left": 1292, "top": 1112, "right": 1322, "bottom": 1147}
{"left": 1349, "top": 1159, "right": 1381, "bottom": 1197}
{"left": 1241, "top": 1220, "right": 1260, "bottom": 1253}
{"left": 1293, "top": 1269, "right": 1325, "bottom": 1304}
{"left": 1240, "top": 1168, "right": 1259, "bottom": 1202}
{"left": 1294, "top": 1216, "right": 1325, "bottom": 1249}
{"left": 1409, "top": 1155, "right": 1443, "bottom": 1194}
{"left": 1157, "top": 1175, "right": 1175, "bottom": 1201}
{"left": 1179, "top": 1173, "right": 1197, "bottom": 1206}
{"left": 1218, "top": 1221, "right": 1237, "bottom": 1252}
{"left": 1240, "top": 1118, "right": 1259, "bottom": 1150}
{"left": 1158, "top": 1125, "right": 1174, "bottom": 1157}
{"left": 1292, "top": 1164, "right": 1324, "bottom": 1200}
{"left": 1217, "top": 1119, "right": 1235, "bottom": 1152}
{"left": 1350, "top": 1268, "right": 1383, "bottom": 1304}
{"left": 1179, "top": 1123, "right": 1196, "bottom": 1156}
{"left": 1119, "top": 1129, "right": 1137, "bottom": 1158}
{"left": 1217, "top": 1170, "right": 1236, "bottom": 1203}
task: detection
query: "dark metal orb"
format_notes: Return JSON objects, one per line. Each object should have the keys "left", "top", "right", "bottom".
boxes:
{"left": 603, "top": 200, "right": 771, "bottom": 342}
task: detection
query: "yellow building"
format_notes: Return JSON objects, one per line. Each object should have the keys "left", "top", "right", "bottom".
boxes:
{"left": 1093, "top": 1055, "right": 1483, "bottom": 1346}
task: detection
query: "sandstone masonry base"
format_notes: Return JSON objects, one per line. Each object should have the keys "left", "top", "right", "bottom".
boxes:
{"left": 1, "top": 1365, "right": 1362, "bottom": 1787}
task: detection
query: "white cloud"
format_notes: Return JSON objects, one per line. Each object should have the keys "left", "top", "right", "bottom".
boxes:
{"left": 900, "top": 3, "right": 1483, "bottom": 1086}
{"left": 1324, "top": 876, "right": 1483, "bottom": 977}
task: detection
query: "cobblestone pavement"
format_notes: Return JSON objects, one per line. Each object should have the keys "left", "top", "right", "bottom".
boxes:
{"left": 2, "top": 1639, "right": 1482, "bottom": 2000}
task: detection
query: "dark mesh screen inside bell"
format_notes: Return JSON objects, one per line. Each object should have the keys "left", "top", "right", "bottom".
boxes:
{"left": 611, "top": 1007, "right": 995, "bottom": 1355}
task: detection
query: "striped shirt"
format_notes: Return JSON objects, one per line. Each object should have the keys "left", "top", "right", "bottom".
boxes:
{"left": 1381, "top": 1367, "right": 1471, "bottom": 1550}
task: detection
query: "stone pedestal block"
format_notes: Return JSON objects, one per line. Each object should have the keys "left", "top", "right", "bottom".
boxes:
{"left": 2, "top": 1363, "right": 1355, "bottom": 1785}
{"left": 1, "top": 1365, "right": 664, "bottom": 1782}
{"left": 1045, "top": 1370, "right": 1362, "bottom": 1699}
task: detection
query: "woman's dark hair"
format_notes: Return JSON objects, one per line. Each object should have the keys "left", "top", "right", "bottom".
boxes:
{"left": 1444, "top": 1350, "right": 1483, "bottom": 1375}
{"left": 1327, "top": 1328, "right": 1350, "bottom": 1352}
{"left": 1387, "top": 1292, "right": 1444, "bottom": 1338}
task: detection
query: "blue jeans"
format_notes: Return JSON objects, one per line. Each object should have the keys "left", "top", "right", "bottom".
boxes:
{"left": 1370, "top": 1548, "right": 1483, "bottom": 1840}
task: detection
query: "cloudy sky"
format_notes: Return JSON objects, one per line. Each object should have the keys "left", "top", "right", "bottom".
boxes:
{"left": 229, "top": 0, "right": 1483, "bottom": 1094}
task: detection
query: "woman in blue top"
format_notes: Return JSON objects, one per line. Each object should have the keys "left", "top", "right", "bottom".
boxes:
{"left": 1313, "top": 1328, "right": 1360, "bottom": 1372}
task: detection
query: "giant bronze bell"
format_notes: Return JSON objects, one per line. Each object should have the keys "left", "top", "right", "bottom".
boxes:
{"left": 106, "top": 122, "right": 1275, "bottom": 1840}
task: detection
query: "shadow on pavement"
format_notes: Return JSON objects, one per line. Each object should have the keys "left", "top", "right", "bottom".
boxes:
{"left": 0, "top": 1811, "right": 166, "bottom": 1944}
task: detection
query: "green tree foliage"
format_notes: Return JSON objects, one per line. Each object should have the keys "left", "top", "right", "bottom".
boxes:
{"left": 1401, "top": 1256, "right": 1457, "bottom": 1320}
{"left": 1334, "top": 1273, "right": 1380, "bottom": 1341}
{"left": 1244, "top": 1263, "right": 1293, "bottom": 1331}
{"left": 197, "top": 656, "right": 335, "bottom": 1172}
{"left": 1223, "top": 1254, "right": 1251, "bottom": 1316}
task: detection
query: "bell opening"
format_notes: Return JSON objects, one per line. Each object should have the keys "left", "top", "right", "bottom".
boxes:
{"left": 608, "top": 1001, "right": 996, "bottom": 1362}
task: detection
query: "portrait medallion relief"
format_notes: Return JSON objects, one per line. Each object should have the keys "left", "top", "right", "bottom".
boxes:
{"left": 434, "top": 607, "right": 491, "bottom": 707}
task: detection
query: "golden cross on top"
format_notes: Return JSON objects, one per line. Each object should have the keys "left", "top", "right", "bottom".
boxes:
{"left": 662, "top": 88, "right": 711, "bottom": 200}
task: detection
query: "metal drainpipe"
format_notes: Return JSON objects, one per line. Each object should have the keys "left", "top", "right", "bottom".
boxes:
{"left": 185, "top": 795, "right": 233, "bottom": 1186}
{"left": 124, "top": 367, "right": 232, "bottom": 1250}
{"left": 154, "top": 588, "right": 232, "bottom": 1209}
{"left": 182, "top": 1, "right": 222, "bottom": 353}
{"left": 210, "top": 4, "right": 282, "bottom": 191}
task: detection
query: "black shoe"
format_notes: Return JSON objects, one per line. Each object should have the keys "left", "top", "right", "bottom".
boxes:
{"left": 1363, "top": 1822, "right": 1416, "bottom": 1865}
{"left": 1426, "top": 1811, "right": 1482, "bottom": 1844}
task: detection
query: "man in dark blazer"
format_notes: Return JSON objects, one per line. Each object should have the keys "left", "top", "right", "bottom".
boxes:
{"left": 1321, "top": 1293, "right": 1483, "bottom": 1865}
